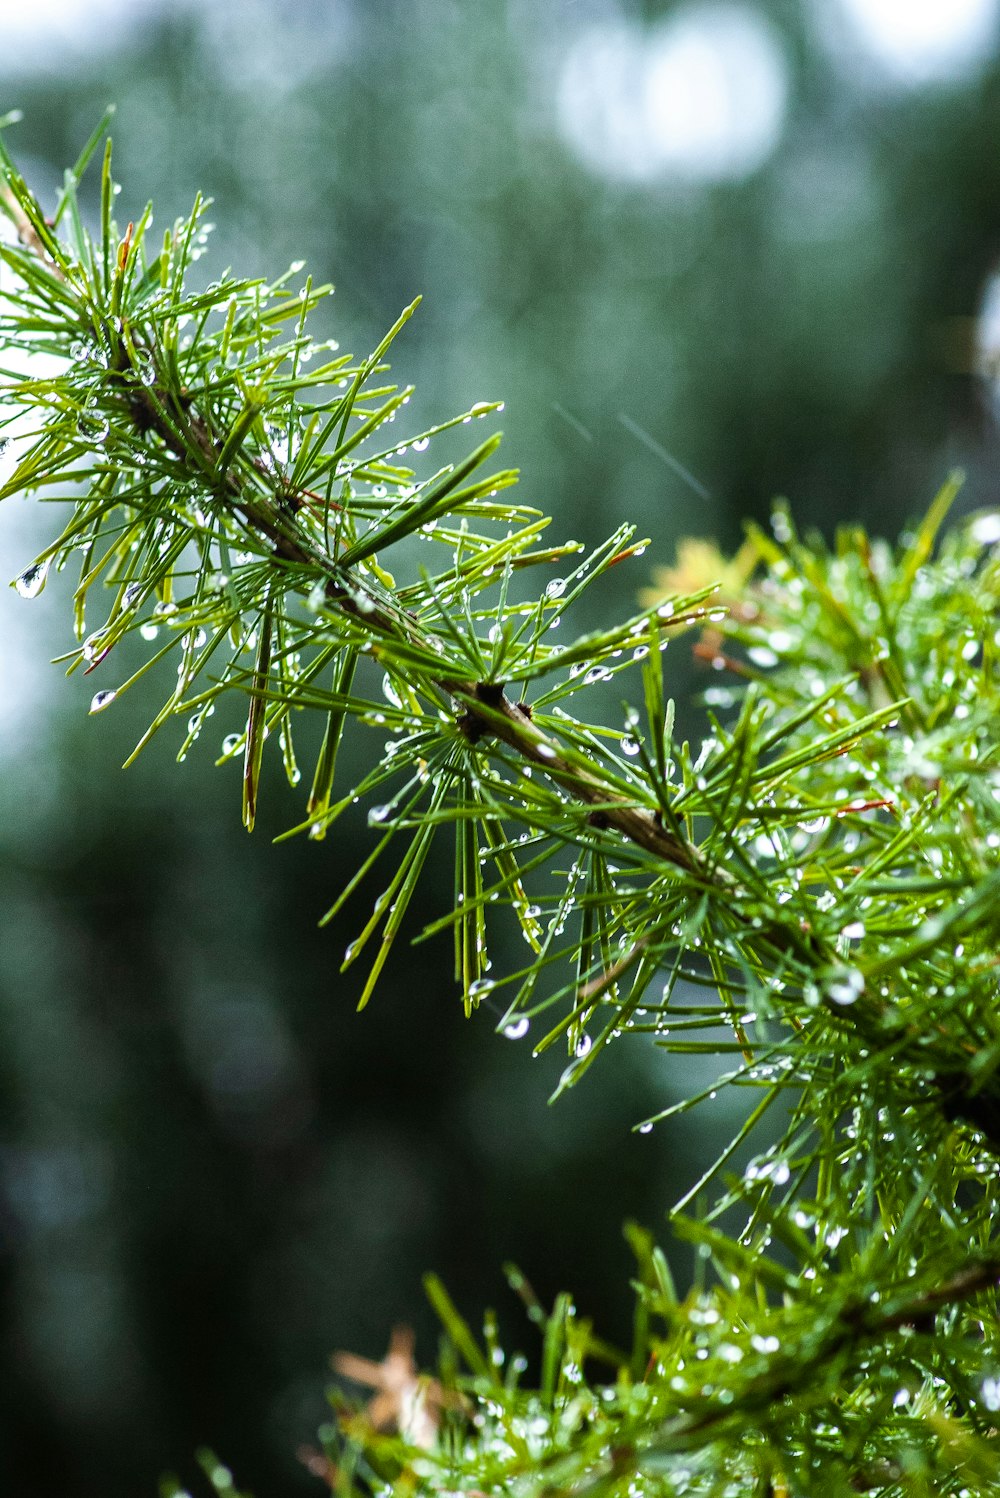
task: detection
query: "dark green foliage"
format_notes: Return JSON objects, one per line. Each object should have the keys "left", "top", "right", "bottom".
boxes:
{"left": 4, "top": 124, "right": 1000, "bottom": 1496}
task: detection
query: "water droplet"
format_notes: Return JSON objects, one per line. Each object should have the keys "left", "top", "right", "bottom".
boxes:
{"left": 748, "top": 645, "right": 778, "bottom": 668}
{"left": 139, "top": 622, "right": 159, "bottom": 641}
{"left": 368, "top": 804, "right": 392, "bottom": 826}
{"left": 82, "top": 633, "right": 108, "bottom": 663}
{"left": 545, "top": 578, "right": 566, "bottom": 599}
{"left": 89, "top": 689, "right": 117, "bottom": 714}
{"left": 621, "top": 736, "right": 640, "bottom": 757}
{"left": 981, "top": 1375, "right": 1000, "bottom": 1411}
{"left": 502, "top": 1015, "right": 530, "bottom": 1040}
{"left": 536, "top": 742, "right": 557, "bottom": 761}
{"left": 827, "top": 966, "right": 864, "bottom": 1006}
{"left": 638, "top": 1121, "right": 654, "bottom": 1134}
{"left": 412, "top": 436, "right": 430, "bottom": 452}
{"left": 575, "top": 1034, "right": 592, "bottom": 1058}
{"left": 470, "top": 401, "right": 493, "bottom": 417}
{"left": 222, "top": 733, "right": 242, "bottom": 755}
{"left": 15, "top": 561, "right": 49, "bottom": 599}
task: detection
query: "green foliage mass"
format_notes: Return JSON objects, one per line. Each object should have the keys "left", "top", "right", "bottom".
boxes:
{"left": 4, "top": 121, "right": 1000, "bottom": 1497}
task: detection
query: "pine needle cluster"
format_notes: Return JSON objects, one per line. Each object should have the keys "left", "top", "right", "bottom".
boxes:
{"left": 4, "top": 120, "right": 1000, "bottom": 1497}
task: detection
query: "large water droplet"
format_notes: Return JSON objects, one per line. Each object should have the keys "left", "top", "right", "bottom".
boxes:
{"left": 89, "top": 689, "right": 117, "bottom": 714}
{"left": 827, "top": 967, "right": 864, "bottom": 1006}
{"left": 502, "top": 1015, "right": 530, "bottom": 1040}
{"left": 15, "top": 561, "right": 48, "bottom": 599}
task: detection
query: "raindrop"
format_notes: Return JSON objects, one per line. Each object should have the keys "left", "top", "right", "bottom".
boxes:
{"left": 15, "top": 561, "right": 49, "bottom": 599}
{"left": 89, "top": 689, "right": 117, "bottom": 714}
{"left": 747, "top": 645, "right": 778, "bottom": 668}
{"left": 545, "top": 578, "right": 567, "bottom": 599}
{"left": 621, "top": 736, "right": 641, "bottom": 757}
{"left": 972, "top": 512, "right": 1000, "bottom": 545}
{"left": 638, "top": 1121, "right": 654, "bottom": 1134}
{"left": 575, "top": 1034, "right": 593, "bottom": 1058}
{"left": 503, "top": 1015, "right": 530, "bottom": 1040}
{"left": 828, "top": 966, "right": 864, "bottom": 1005}
{"left": 222, "top": 733, "right": 242, "bottom": 755}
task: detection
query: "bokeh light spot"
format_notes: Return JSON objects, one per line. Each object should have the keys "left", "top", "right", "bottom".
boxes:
{"left": 835, "top": 0, "right": 998, "bottom": 83}
{"left": 557, "top": 4, "right": 789, "bottom": 185}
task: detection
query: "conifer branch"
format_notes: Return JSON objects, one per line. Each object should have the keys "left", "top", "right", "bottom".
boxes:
{"left": 6, "top": 124, "right": 1000, "bottom": 1497}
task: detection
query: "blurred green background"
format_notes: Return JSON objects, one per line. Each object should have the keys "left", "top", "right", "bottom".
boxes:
{"left": 3, "top": 1, "right": 1000, "bottom": 1494}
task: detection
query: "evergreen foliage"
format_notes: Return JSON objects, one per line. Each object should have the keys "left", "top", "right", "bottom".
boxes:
{"left": 4, "top": 122, "right": 1000, "bottom": 1497}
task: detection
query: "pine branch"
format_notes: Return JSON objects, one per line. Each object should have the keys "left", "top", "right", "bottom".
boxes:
{"left": 6, "top": 122, "right": 1000, "bottom": 1497}
{"left": 4, "top": 125, "right": 1000, "bottom": 1136}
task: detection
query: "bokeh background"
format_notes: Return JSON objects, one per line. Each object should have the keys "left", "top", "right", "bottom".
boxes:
{"left": 4, "top": 2, "right": 1000, "bottom": 1494}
